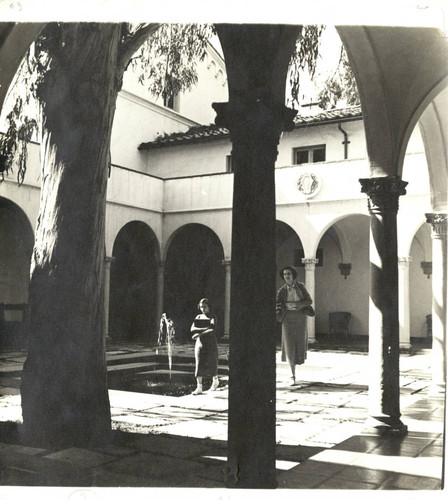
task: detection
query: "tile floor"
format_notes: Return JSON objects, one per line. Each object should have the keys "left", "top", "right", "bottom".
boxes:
{"left": 0, "top": 341, "right": 445, "bottom": 496}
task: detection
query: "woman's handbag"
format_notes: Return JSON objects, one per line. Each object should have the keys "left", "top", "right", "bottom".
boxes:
{"left": 302, "top": 305, "right": 315, "bottom": 317}
{"left": 276, "top": 308, "right": 287, "bottom": 323}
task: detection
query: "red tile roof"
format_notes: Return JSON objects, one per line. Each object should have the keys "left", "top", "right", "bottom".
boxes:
{"left": 138, "top": 105, "right": 362, "bottom": 150}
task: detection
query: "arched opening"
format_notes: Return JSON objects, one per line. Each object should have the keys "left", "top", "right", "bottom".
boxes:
{"left": 109, "top": 221, "right": 159, "bottom": 342}
{"left": 275, "top": 220, "right": 304, "bottom": 344}
{"left": 164, "top": 224, "right": 225, "bottom": 341}
{"left": 409, "top": 223, "right": 433, "bottom": 346}
{"left": 315, "top": 214, "right": 370, "bottom": 346}
{"left": 0, "top": 197, "right": 34, "bottom": 348}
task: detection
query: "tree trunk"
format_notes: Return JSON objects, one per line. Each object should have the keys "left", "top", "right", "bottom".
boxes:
{"left": 20, "top": 23, "right": 123, "bottom": 449}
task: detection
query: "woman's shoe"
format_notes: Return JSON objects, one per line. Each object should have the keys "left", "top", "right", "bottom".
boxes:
{"left": 210, "top": 378, "right": 219, "bottom": 391}
{"left": 289, "top": 376, "right": 296, "bottom": 386}
{"left": 192, "top": 386, "right": 203, "bottom": 395}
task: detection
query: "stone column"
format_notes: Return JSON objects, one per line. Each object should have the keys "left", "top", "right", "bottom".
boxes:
{"left": 213, "top": 99, "right": 296, "bottom": 488}
{"left": 398, "top": 256, "right": 412, "bottom": 349}
{"left": 103, "top": 256, "right": 114, "bottom": 341}
{"left": 359, "top": 176, "right": 408, "bottom": 435}
{"left": 425, "top": 213, "right": 447, "bottom": 390}
{"left": 213, "top": 23, "right": 300, "bottom": 488}
{"left": 156, "top": 261, "right": 165, "bottom": 327}
{"left": 302, "top": 258, "right": 318, "bottom": 344}
{"left": 222, "top": 259, "right": 231, "bottom": 339}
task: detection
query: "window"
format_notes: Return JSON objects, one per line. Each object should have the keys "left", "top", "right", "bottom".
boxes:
{"left": 226, "top": 155, "right": 233, "bottom": 173}
{"left": 293, "top": 145, "right": 326, "bottom": 165}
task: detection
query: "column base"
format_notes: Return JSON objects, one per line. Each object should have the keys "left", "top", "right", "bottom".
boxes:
{"left": 362, "top": 416, "right": 408, "bottom": 437}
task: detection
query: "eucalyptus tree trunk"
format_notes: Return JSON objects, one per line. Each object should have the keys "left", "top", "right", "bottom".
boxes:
{"left": 20, "top": 23, "right": 124, "bottom": 449}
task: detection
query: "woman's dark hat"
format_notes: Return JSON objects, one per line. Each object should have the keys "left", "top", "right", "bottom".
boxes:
{"left": 279, "top": 266, "right": 297, "bottom": 280}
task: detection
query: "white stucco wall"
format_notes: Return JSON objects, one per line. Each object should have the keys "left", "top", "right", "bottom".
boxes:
{"left": 111, "top": 44, "right": 228, "bottom": 172}
{"left": 410, "top": 235, "right": 433, "bottom": 338}
{"left": 141, "top": 117, "right": 427, "bottom": 183}
{"left": 145, "top": 139, "right": 231, "bottom": 178}
{"left": 111, "top": 89, "right": 198, "bottom": 172}
{"left": 279, "top": 118, "right": 367, "bottom": 165}
{"left": 0, "top": 86, "right": 433, "bottom": 345}
{"left": 0, "top": 141, "right": 41, "bottom": 233}
{"left": 179, "top": 48, "right": 228, "bottom": 125}
{"left": 315, "top": 216, "right": 370, "bottom": 336}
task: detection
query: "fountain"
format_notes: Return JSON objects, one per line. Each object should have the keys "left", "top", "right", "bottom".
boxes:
{"left": 157, "top": 313, "right": 176, "bottom": 379}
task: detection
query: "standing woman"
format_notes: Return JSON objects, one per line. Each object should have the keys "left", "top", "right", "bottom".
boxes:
{"left": 276, "top": 266, "right": 313, "bottom": 386}
{"left": 191, "top": 298, "right": 219, "bottom": 395}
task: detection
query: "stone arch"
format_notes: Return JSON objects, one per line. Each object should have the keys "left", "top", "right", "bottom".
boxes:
{"left": 275, "top": 219, "right": 305, "bottom": 283}
{"left": 109, "top": 221, "right": 160, "bottom": 342}
{"left": 400, "top": 214, "right": 430, "bottom": 258}
{"left": 408, "top": 222, "right": 433, "bottom": 342}
{"left": 163, "top": 223, "right": 225, "bottom": 340}
{"left": 315, "top": 213, "right": 370, "bottom": 339}
{"left": 313, "top": 212, "right": 369, "bottom": 257}
{"left": 0, "top": 196, "right": 34, "bottom": 347}
{"left": 418, "top": 85, "right": 448, "bottom": 212}
{"left": 337, "top": 26, "right": 448, "bottom": 178}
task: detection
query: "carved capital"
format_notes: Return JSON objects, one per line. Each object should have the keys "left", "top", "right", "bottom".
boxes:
{"left": 425, "top": 213, "right": 448, "bottom": 238}
{"left": 398, "top": 256, "right": 412, "bottom": 268}
{"left": 359, "top": 176, "right": 407, "bottom": 215}
{"left": 302, "top": 258, "right": 319, "bottom": 271}
{"left": 212, "top": 100, "right": 297, "bottom": 166}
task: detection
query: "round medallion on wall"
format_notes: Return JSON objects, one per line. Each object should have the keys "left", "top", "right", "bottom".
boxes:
{"left": 297, "top": 172, "right": 321, "bottom": 198}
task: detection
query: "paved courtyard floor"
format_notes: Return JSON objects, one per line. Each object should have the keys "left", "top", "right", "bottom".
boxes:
{"left": 0, "top": 340, "right": 445, "bottom": 499}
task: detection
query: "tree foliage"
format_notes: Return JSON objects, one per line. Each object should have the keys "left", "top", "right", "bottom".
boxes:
{"left": 0, "top": 23, "right": 356, "bottom": 183}
{"left": 0, "top": 97, "right": 36, "bottom": 183}
{"left": 130, "top": 24, "right": 215, "bottom": 105}
{"left": 288, "top": 25, "right": 324, "bottom": 108}
{"left": 317, "top": 44, "right": 360, "bottom": 109}
{"left": 0, "top": 46, "right": 40, "bottom": 184}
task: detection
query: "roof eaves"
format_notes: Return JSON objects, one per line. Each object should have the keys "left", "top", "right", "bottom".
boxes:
{"left": 138, "top": 106, "right": 363, "bottom": 150}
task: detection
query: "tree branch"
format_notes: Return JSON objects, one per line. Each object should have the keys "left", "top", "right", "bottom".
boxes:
{"left": 118, "top": 23, "right": 161, "bottom": 73}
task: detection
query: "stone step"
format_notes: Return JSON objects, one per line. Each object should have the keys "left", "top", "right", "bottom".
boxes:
{"left": 107, "top": 360, "right": 228, "bottom": 378}
{"left": 107, "top": 351, "right": 229, "bottom": 367}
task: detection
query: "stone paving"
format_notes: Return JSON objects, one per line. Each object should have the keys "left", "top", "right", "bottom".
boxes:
{"left": 0, "top": 340, "right": 445, "bottom": 496}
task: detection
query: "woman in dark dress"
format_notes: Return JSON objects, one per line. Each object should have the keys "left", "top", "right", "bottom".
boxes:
{"left": 191, "top": 298, "right": 219, "bottom": 395}
{"left": 276, "top": 266, "right": 313, "bottom": 386}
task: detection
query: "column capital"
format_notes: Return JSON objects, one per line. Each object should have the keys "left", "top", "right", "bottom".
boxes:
{"left": 425, "top": 213, "right": 448, "bottom": 237}
{"left": 222, "top": 259, "right": 231, "bottom": 267}
{"left": 359, "top": 176, "right": 407, "bottom": 214}
{"left": 105, "top": 255, "right": 115, "bottom": 264}
{"left": 212, "top": 100, "right": 297, "bottom": 136}
{"left": 398, "top": 256, "right": 413, "bottom": 267}
{"left": 302, "top": 258, "right": 319, "bottom": 271}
